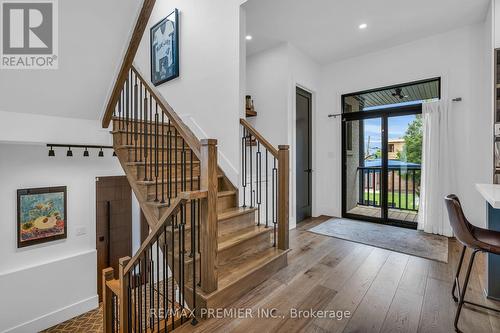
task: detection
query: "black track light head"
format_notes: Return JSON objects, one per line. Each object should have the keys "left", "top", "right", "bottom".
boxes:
{"left": 113, "top": 151, "right": 117, "bottom": 157}
{"left": 98, "top": 148, "right": 104, "bottom": 157}
{"left": 67, "top": 147, "right": 73, "bottom": 157}
{"left": 83, "top": 148, "right": 89, "bottom": 157}
{"left": 48, "top": 146, "right": 55, "bottom": 157}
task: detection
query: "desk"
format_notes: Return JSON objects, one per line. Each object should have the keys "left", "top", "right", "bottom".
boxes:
{"left": 476, "top": 183, "right": 500, "bottom": 300}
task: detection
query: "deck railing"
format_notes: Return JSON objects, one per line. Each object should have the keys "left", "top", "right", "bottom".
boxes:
{"left": 358, "top": 166, "right": 421, "bottom": 211}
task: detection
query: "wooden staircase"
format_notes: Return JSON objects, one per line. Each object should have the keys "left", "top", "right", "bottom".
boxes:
{"left": 100, "top": 65, "right": 290, "bottom": 332}
{"left": 99, "top": 2, "right": 289, "bottom": 331}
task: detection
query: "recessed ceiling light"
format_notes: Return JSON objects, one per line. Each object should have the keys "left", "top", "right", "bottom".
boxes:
{"left": 359, "top": 23, "right": 368, "bottom": 30}
{"left": 246, "top": 35, "right": 253, "bottom": 41}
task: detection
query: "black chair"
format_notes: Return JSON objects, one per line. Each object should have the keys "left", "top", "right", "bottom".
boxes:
{"left": 444, "top": 194, "right": 500, "bottom": 332}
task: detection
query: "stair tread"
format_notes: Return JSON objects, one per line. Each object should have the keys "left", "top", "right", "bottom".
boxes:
{"left": 217, "top": 248, "right": 287, "bottom": 292}
{"left": 146, "top": 191, "right": 235, "bottom": 208}
{"left": 126, "top": 160, "right": 200, "bottom": 166}
{"left": 105, "top": 279, "right": 120, "bottom": 296}
{"left": 218, "top": 207, "right": 257, "bottom": 221}
{"left": 136, "top": 174, "right": 222, "bottom": 186}
{"left": 218, "top": 225, "right": 271, "bottom": 251}
{"left": 115, "top": 144, "right": 188, "bottom": 151}
{"left": 111, "top": 129, "right": 181, "bottom": 136}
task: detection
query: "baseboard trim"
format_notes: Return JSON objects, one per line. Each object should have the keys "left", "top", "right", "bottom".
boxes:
{"left": 3, "top": 295, "right": 98, "bottom": 333}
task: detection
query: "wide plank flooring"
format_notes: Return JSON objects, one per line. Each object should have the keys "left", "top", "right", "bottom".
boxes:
{"left": 178, "top": 216, "right": 500, "bottom": 333}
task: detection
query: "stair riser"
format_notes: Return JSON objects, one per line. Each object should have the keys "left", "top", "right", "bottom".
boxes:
{"left": 113, "top": 119, "right": 175, "bottom": 132}
{"left": 130, "top": 165, "right": 201, "bottom": 182}
{"left": 218, "top": 194, "right": 237, "bottom": 213}
{"left": 143, "top": 181, "right": 201, "bottom": 201}
{"left": 154, "top": 193, "right": 237, "bottom": 218}
{"left": 113, "top": 132, "right": 185, "bottom": 148}
{"left": 121, "top": 148, "right": 197, "bottom": 164}
{"left": 218, "top": 231, "right": 271, "bottom": 267}
{"left": 218, "top": 211, "right": 256, "bottom": 238}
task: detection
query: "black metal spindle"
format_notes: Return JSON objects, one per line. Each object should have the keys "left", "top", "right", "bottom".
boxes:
{"left": 242, "top": 128, "right": 247, "bottom": 207}
{"left": 143, "top": 91, "right": 148, "bottom": 181}
{"left": 125, "top": 77, "right": 129, "bottom": 145}
{"left": 398, "top": 170, "right": 402, "bottom": 209}
{"left": 272, "top": 158, "right": 277, "bottom": 247}
{"left": 139, "top": 82, "right": 143, "bottom": 162}
{"left": 134, "top": 75, "right": 138, "bottom": 162}
{"left": 161, "top": 111, "right": 165, "bottom": 203}
{"left": 174, "top": 128, "right": 178, "bottom": 197}
{"left": 265, "top": 150, "right": 269, "bottom": 228}
{"left": 256, "top": 143, "right": 261, "bottom": 225}
{"left": 171, "top": 215, "right": 175, "bottom": 332}
{"left": 155, "top": 106, "right": 159, "bottom": 202}
{"left": 156, "top": 238, "right": 160, "bottom": 331}
{"left": 249, "top": 134, "right": 253, "bottom": 208}
{"left": 168, "top": 120, "right": 172, "bottom": 206}
{"left": 163, "top": 224, "right": 168, "bottom": 330}
{"left": 149, "top": 97, "right": 153, "bottom": 181}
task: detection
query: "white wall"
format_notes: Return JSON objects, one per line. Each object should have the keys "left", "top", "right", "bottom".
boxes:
{"left": 0, "top": 110, "right": 113, "bottom": 146}
{"left": 316, "top": 23, "right": 493, "bottom": 227}
{"left": 0, "top": 143, "right": 124, "bottom": 333}
{"left": 134, "top": 0, "right": 247, "bottom": 185}
{"left": 246, "top": 43, "right": 321, "bottom": 228}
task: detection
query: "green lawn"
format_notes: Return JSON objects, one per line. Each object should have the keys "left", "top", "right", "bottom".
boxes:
{"left": 363, "top": 191, "right": 419, "bottom": 210}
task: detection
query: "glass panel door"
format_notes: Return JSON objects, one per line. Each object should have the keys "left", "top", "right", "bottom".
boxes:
{"left": 344, "top": 117, "right": 383, "bottom": 220}
{"left": 386, "top": 115, "right": 422, "bottom": 226}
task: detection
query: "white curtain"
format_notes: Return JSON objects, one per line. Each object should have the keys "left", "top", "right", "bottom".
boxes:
{"left": 418, "top": 100, "right": 455, "bottom": 237}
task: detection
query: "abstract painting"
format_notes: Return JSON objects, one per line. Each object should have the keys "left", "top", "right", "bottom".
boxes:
{"left": 150, "top": 9, "right": 179, "bottom": 86}
{"left": 17, "top": 186, "right": 67, "bottom": 248}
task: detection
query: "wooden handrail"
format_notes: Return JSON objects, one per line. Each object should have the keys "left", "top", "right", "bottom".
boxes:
{"left": 131, "top": 65, "right": 202, "bottom": 159}
{"left": 240, "top": 118, "right": 279, "bottom": 158}
{"left": 102, "top": 0, "right": 156, "bottom": 128}
{"left": 123, "top": 190, "right": 207, "bottom": 274}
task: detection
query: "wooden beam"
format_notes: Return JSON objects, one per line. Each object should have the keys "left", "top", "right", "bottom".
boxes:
{"left": 277, "top": 145, "right": 289, "bottom": 250}
{"left": 102, "top": 0, "right": 156, "bottom": 128}
{"left": 200, "top": 139, "right": 218, "bottom": 293}
{"left": 102, "top": 268, "right": 114, "bottom": 333}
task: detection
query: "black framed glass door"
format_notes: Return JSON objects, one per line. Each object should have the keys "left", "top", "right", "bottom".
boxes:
{"left": 342, "top": 104, "right": 422, "bottom": 229}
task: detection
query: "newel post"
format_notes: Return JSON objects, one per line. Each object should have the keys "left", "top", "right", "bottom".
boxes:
{"left": 200, "top": 139, "right": 218, "bottom": 293}
{"left": 278, "top": 145, "right": 290, "bottom": 250}
{"left": 119, "top": 257, "right": 131, "bottom": 333}
{"left": 102, "top": 268, "right": 114, "bottom": 333}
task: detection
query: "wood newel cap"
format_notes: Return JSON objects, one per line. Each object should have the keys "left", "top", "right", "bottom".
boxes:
{"left": 201, "top": 139, "right": 218, "bottom": 146}
{"left": 103, "top": 267, "right": 114, "bottom": 280}
{"left": 119, "top": 256, "right": 131, "bottom": 267}
{"left": 278, "top": 145, "right": 290, "bottom": 151}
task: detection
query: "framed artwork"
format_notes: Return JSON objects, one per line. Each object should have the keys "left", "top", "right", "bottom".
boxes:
{"left": 17, "top": 186, "right": 67, "bottom": 248}
{"left": 150, "top": 9, "right": 179, "bottom": 86}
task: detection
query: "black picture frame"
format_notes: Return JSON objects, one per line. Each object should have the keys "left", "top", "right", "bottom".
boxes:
{"left": 17, "top": 186, "right": 67, "bottom": 248}
{"left": 150, "top": 9, "right": 179, "bottom": 86}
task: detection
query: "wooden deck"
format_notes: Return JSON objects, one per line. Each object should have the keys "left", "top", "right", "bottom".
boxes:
{"left": 348, "top": 205, "right": 419, "bottom": 223}
{"left": 176, "top": 216, "right": 500, "bottom": 333}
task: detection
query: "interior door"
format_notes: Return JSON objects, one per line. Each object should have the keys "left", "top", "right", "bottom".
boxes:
{"left": 296, "top": 87, "right": 312, "bottom": 222}
{"left": 96, "top": 176, "right": 132, "bottom": 301}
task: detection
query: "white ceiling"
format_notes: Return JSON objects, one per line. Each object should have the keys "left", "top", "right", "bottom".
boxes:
{"left": 244, "top": 0, "right": 491, "bottom": 64}
{"left": 0, "top": 0, "right": 141, "bottom": 120}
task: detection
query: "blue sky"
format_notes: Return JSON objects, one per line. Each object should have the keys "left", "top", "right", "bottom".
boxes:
{"left": 363, "top": 115, "right": 416, "bottom": 156}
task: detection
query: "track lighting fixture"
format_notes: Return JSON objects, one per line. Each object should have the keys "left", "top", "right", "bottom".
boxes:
{"left": 47, "top": 144, "right": 114, "bottom": 158}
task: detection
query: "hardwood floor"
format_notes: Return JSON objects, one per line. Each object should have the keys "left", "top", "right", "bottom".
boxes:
{"left": 177, "top": 216, "right": 500, "bottom": 333}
